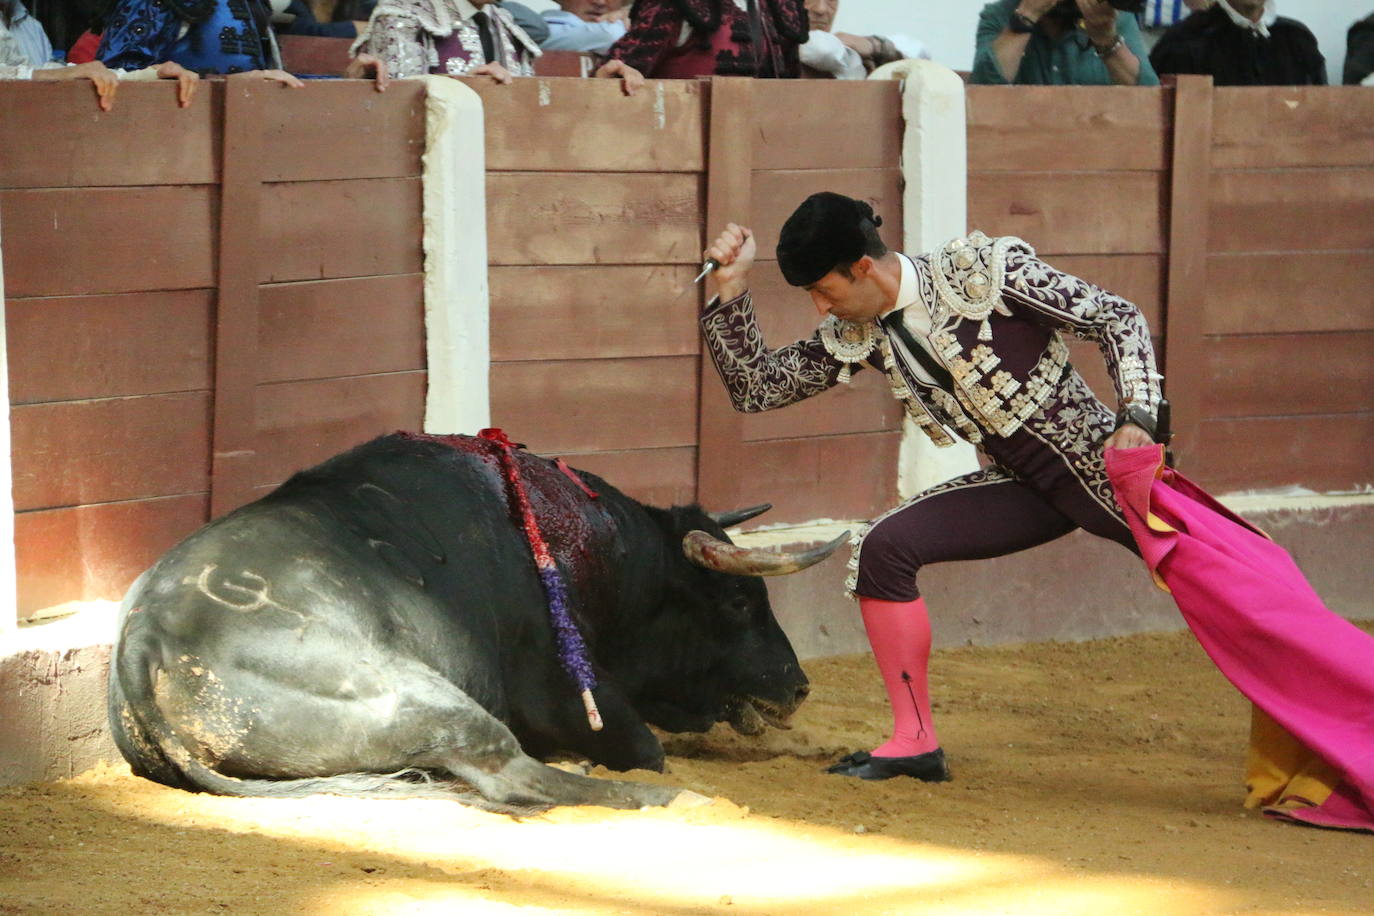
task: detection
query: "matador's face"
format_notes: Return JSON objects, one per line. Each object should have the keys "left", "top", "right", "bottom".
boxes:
{"left": 805, "top": 257, "right": 889, "bottom": 323}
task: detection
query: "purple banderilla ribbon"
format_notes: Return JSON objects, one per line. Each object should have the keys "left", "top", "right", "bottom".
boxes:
{"left": 479, "top": 428, "right": 602, "bottom": 731}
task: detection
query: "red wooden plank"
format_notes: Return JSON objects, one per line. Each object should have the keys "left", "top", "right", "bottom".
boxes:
{"left": 258, "top": 177, "right": 423, "bottom": 282}
{"left": 491, "top": 356, "right": 698, "bottom": 454}
{"left": 260, "top": 80, "right": 426, "bottom": 182}
{"left": 254, "top": 372, "right": 427, "bottom": 486}
{"left": 752, "top": 80, "right": 902, "bottom": 170}
{"left": 696, "top": 77, "right": 755, "bottom": 512}
{"left": 0, "top": 81, "right": 220, "bottom": 189}
{"left": 489, "top": 265, "right": 699, "bottom": 361}
{"left": 967, "top": 86, "right": 1170, "bottom": 172}
{"left": 1205, "top": 251, "right": 1374, "bottom": 335}
{"left": 474, "top": 78, "right": 705, "bottom": 173}
{"left": 1204, "top": 333, "right": 1374, "bottom": 419}
{"left": 557, "top": 447, "right": 697, "bottom": 509}
{"left": 1211, "top": 86, "right": 1374, "bottom": 169}
{"left": 742, "top": 369, "right": 902, "bottom": 442}
{"left": 5, "top": 290, "right": 212, "bottom": 404}
{"left": 259, "top": 275, "right": 425, "bottom": 383}
{"left": 211, "top": 77, "right": 265, "bottom": 518}
{"left": 1196, "top": 414, "right": 1374, "bottom": 493}
{"left": 9, "top": 393, "right": 212, "bottom": 511}
{"left": 739, "top": 432, "right": 903, "bottom": 524}
{"left": 1208, "top": 169, "right": 1374, "bottom": 253}
{"left": 1162, "top": 74, "right": 1213, "bottom": 470}
{"left": 277, "top": 35, "right": 353, "bottom": 76}
{"left": 750, "top": 168, "right": 904, "bottom": 264}
{"left": 968, "top": 171, "right": 1166, "bottom": 257}
{"left": 485, "top": 172, "right": 702, "bottom": 266}
{"left": 0, "top": 187, "right": 217, "bottom": 297}
{"left": 14, "top": 494, "right": 209, "bottom": 618}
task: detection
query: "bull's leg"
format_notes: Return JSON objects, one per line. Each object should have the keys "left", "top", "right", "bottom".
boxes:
{"left": 411, "top": 691, "right": 680, "bottom": 809}
{"left": 518, "top": 681, "right": 667, "bottom": 773}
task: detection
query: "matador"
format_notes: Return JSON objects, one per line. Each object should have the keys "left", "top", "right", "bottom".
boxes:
{"left": 700, "top": 192, "right": 1164, "bottom": 782}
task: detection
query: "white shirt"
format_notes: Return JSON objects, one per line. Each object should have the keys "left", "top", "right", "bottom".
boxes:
{"left": 880, "top": 253, "right": 940, "bottom": 385}
{"left": 540, "top": 9, "right": 625, "bottom": 54}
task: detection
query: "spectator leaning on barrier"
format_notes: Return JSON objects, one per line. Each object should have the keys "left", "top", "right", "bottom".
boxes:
{"left": 1149, "top": 0, "right": 1324, "bottom": 86}
{"left": 541, "top": 0, "right": 627, "bottom": 55}
{"left": 98, "top": 0, "right": 304, "bottom": 84}
{"left": 605, "top": 0, "right": 808, "bottom": 79}
{"left": 1136, "top": 0, "right": 1210, "bottom": 51}
{"left": 1347, "top": 13, "right": 1374, "bottom": 85}
{"left": 799, "top": 0, "right": 928, "bottom": 79}
{"left": 2, "top": 0, "right": 198, "bottom": 109}
{"left": 972, "top": 0, "right": 1159, "bottom": 86}
{"left": 347, "top": 0, "right": 642, "bottom": 90}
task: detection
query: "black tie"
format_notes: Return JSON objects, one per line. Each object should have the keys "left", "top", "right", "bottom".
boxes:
{"left": 473, "top": 10, "right": 496, "bottom": 64}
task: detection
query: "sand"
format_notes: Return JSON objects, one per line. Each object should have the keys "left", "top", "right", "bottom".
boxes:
{"left": 2, "top": 628, "right": 1370, "bottom": 915}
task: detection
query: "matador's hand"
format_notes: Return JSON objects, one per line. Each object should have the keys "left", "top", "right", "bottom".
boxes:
{"left": 1103, "top": 423, "right": 1153, "bottom": 451}
{"left": 704, "top": 223, "right": 755, "bottom": 303}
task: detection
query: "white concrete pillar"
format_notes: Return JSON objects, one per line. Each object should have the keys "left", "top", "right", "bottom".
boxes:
{"left": 420, "top": 76, "right": 491, "bottom": 436}
{"left": 870, "top": 60, "right": 981, "bottom": 498}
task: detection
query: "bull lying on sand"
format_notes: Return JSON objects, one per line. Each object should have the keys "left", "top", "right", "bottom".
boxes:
{"left": 109, "top": 432, "right": 844, "bottom": 811}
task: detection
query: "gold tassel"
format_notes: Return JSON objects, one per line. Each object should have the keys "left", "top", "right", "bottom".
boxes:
{"left": 838, "top": 363, "right": 853, "bottom": 384}
{"left": 978, "top": 318, "right": 993, "bottom": 342}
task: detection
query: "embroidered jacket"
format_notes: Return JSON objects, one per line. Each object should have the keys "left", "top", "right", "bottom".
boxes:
{"left": 607, "top": 0, "right": 808, "bottom": 78}
{"left": 353, "top": 0, "right": 540, "bottom": 79}
{"left": 99, "top": 0, "right": 277, "bottom": 74}
{"left": 700, "top": 231, "right": 1162, "bottom": 448}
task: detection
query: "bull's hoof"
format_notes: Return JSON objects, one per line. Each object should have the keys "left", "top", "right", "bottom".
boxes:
{"left": 824, "top": 748, "right": 951, "bottom": 782}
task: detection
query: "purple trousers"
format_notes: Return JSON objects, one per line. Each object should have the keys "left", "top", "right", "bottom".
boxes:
{"left": 850, "top": 373, "right": 1138, "bottom": 602}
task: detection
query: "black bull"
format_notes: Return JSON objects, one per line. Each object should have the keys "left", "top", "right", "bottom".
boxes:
{"left": 109, "top": 433, "right": 845, "bottom": 811}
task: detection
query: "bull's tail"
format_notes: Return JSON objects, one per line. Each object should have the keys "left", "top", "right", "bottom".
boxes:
{"left": 108, "top": 602, "right": 543, "bottom": 817}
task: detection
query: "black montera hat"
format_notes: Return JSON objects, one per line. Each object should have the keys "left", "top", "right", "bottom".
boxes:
{"left": 776, "top": 192, "right": 884, "bottom": 287}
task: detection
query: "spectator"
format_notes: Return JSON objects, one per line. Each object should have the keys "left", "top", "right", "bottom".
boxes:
{"left": 1149, "top": 0, "right": 1325, "bottom": 85}
{"left": 277, "top": 0, "right": 376, "bottom": 38}
{"left": 499, "top": 1, "right": 549, "bottom": 44}
{"left": 541, "top": 0, "right": 627, "bottom": 55}
{"left": 349, "top": 0, "right": 539, "bottom": 80}
{"left": 799, "top": 0, "right": 928, "bottom": 79}
{"left": 3, "top": 0, "right": 198, "bottom": 109}
{"left": 1343, "top": 12, "right": 1374, "bottom": 85}
{"left": 98, "top": 0, "right": 304, "bottom": 84}
{"left": 605, "top": 0, "right": 808, "bottom": 78}
{"left": 972, "top": 0, "right": 1159, "bottom": 86}
{"left": 348, "top": 0, "right": 642, "bottom": 91}
{"left": 1137, "top": 0, "right": 1211, "bottom": 51}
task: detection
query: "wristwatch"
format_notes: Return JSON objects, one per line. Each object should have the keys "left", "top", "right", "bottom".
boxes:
{"left": 1008, "top": 10, "right": 1038, "bottom": 33}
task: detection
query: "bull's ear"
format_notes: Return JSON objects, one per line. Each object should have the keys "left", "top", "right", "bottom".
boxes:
{"left": 707, "top": 503, "right": 772, "bottom": 529}
{"left": 682, "top": 529, "right": 848, "bottom": 577}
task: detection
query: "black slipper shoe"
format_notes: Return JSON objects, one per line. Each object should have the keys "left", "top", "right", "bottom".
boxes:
{"left": 824, "top": 748, "right": 951, "bottom": 782}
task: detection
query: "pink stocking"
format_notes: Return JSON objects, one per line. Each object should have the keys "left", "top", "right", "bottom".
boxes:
{"left": 860, "top": 596, "right": 940, "bottom": 757}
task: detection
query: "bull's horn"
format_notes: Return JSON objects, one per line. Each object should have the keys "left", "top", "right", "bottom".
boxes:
{"left": 682, "top": 529, "right": 850, "bottom": 577}
{"left": 708, "top": 503, "right": 773, "bottom": 528}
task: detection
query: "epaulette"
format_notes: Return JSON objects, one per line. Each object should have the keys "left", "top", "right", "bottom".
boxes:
{"left": 930, "top": 231, "right": 1032, "bottom": 341}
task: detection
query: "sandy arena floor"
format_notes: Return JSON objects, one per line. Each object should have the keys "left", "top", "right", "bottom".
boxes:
{"left": 2, "top": 628, "right": 1371, "bottom": 915}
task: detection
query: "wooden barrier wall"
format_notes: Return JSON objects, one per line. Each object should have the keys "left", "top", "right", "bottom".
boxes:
{"left": 1, "top": 80, "right": 428, "bottom": 616}
{"left": 3, "top": 77, "right": 1372, "bottom": 621}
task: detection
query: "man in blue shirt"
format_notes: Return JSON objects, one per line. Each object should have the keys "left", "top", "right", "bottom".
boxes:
{"left": 972, "top": 0, "right": 1159, "bottom": 85}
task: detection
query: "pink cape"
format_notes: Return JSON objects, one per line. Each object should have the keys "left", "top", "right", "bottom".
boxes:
{"left": 1105, "top": 446, "right": 1374, "bottom": 832}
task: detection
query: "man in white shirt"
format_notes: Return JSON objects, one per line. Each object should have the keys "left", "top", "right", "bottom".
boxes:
{"left": 799, "top": 0, "right": 929, "bottom": 79}
{"left": 541, "top": 0, "right": 628, "bottom": 54}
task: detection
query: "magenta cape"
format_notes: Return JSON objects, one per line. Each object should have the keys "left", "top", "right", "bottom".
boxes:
{"left": 1105, "top": 446, "right": 1374, "bottom": 832}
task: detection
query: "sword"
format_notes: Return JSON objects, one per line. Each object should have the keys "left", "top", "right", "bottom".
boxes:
{"left": 693, "top": 258, "right": 720, "bottom": 284}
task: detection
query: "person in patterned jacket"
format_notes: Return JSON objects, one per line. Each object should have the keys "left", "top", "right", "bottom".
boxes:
{"left": 606, "top": 0, "right": 808, "bottom": 78}
{"left": 700, "top": 192, "right": 1163, "bottom": 782}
